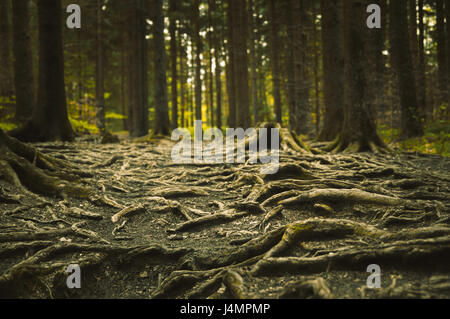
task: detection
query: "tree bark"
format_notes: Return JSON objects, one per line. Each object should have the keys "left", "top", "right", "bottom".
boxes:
{"left": 0, "top": 0, "right": 13, "bottom": 97}
{"left": 226, "top": 0, "right": 236, "bottom": 127}
{"left": 249, "top": 0, "right": 258, "bottom": 125}
{"left": 193, "top": 0, "right": 203, "bottom": 123}
{"left": 417, "top": 0, "right": 427, "bottom": 121}
{"left": 389, "top": 0, "right": 423, "bottom": 138}
{"left": 153, "top": 0, "right": 170, "bottom": 135}
{"left": 328, "top": 0, "right": 386, "bottom": 152}
{"left": 435, "top": 0, "right": 448, "bottom": 112}
{"left": 128, "top": 0, "right": 149, "bottom": 137}
{"left": 95, "top": 0, "right": 106, "bottom": 133}
{"left": 233, "top": 0, "right": 250, "bottom": 129}
{"left": 269, "top": 0, "right": 282, "bottom": 124}
{"left": 318, "top": 0, "right": 345, "bottom": 141}
{"left": 10, "top": 0, "right": 73, "bottom": 142}
{"left": 169, "top": 0, "right": 178, "bottom": 129}
{"left": 11, "top": 0, "right": 35, "bottom": 122}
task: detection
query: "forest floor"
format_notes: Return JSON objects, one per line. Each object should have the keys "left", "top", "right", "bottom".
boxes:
{"left": 0, "top": 134, "right": 449, "bottom": 299}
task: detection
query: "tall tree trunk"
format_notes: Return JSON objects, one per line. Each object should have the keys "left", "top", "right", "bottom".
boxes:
{"left": 249, "top": 0, "right": 258, "bottom": 125}
{"left": 153, "top": 0, "right": 169, "bottom": 135}
{"left": 328, "top": 0, "right": 386, "bottom": 152}
{"left": 127, "top": 0, "right": 149, "bottom": 137}
{"left": 180, "top": 36, "right": 186, "bottom": 128}
{"left": 212, "top": 0, "right": 223, "bottom": 129}
{"left": 286, "top": 0, "right": 297, "bottom": 133}
{"left": 226, "top": 0, "right": 236, "bottom": 127}
{"left": 417, "top": 0, "right": 427, "bottom": 121}
{"left": 96, "top": 0, "right": 106, "bottom": 133}
{"left": 11, "top": 0, "right": 73, "bottom": 142}
{"left": 446, "top": 0, "right": 450, "bottom": 111}
{"left": 435, "top": 0, "right": 448, "bottom": 113}
{"left": 207, "top": 0, "right": 214, "bottom": 128}
{"left": 269, "top": 0, "right": 282, "bottom": 124}
{"left": 318, "top": 0, "right": 345, "bottom": 141}
{"left": 390, "top": 0, "right": 423, "bottom": 138}
{"left": 193, "top": 0, "right": 203, "bottom": 123}
{"left": 0, "top": 0, "right": 13, "bottom": 97}
{"left": 169, "top": 0, "right": 178, "bottom": 129}
{"left": 12, "top": 0, "right": 34, "bottom": 122}
{"left": 233, "top": 0, "right": 250, "bottom": 129}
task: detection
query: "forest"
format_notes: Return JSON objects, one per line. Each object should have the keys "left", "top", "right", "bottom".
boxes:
{"left": 0, "top": 0, "right": 449, "bottom": 300}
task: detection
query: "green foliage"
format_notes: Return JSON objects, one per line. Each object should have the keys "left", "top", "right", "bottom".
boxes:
{"left": 0, "top": 122, "right": 17, "bottom": 131}
{"left": 69, "top": 116, "right": 99, "bottom": 135}
{"left": 378, "top": 120, "right": 450, "bottom": 157}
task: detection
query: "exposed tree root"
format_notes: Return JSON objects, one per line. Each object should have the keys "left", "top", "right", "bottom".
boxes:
{"left": 0, "top": 242, "right": 191, "bottom": 297}
{"left": 168, "top": 202, "right": 265, "bottom": 233}
{"left": 251, "top": 235, "right": 450, "bottom": 276}
{"left": 279, "top": 188, "right": 406, "bottom": 207}
{"left": 0, "top": 129, "right": 91, "bottom": 199}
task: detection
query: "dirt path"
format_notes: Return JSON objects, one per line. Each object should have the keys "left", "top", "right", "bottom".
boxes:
{"left": 0, "top": 136, "right": 449, "bottom": 299}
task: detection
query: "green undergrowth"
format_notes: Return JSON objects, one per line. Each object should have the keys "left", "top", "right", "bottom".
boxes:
{"left": 378, "top": 120, "right": 450, "bottom": 157}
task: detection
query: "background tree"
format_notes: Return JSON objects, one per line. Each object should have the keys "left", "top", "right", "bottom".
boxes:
{"left": 127, "top": 0, "right": 149, "bottom": 137}
{"left": 389, "top": 0, "right": 423, "bottom": 138}
{"left": 11, "top": 0, "right": 73, "bottom": 142}
{"left": 0, "top": 0, "right": 13, "bottom": 97}
{"left": 153, "top": 0, "right": 170, "bottom": 135}
{"left": 327, "top": 0, "right": 386, "bottom": 152}
{"left": 11, "top": 0, "right": 35, "bottom": 122}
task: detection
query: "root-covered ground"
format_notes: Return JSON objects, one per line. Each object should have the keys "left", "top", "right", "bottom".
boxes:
{"left": 0, "top": 135, "right": 449, "bottom": 299}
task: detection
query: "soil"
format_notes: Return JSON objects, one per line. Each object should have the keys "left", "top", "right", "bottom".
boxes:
{"left": 0, "top": 135, "right": 449, "bottom": 299}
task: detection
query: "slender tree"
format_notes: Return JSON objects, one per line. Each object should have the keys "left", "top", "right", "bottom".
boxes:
{"left": 269, "top": 0, "right": 282, "bottom": 124}
{"left": 226, "top": 0, "right": 236, "bottom": 127}
{"left": 435, "top": 0, "right": 448, "bottom": 111}
{"left": 212, "top": 0, "right": 223, "bottom": 129}
{"left": 0, "top": 0, "right": 13, "bottom": 97}
{"left": 193, "top": 0, "right": 203, "bottom": 123}
{"left": 153, "top": 0, "right": 170, "bottom": 135}
{"left": 390, "top": 0, "right": 423, "bottom": 138}
{"left": 169, "top": 0, "right": 178, "bottom": 129}
{"left": 418, "top": 0, "right": 427, "bottom": 118}
{"left": 95, "top": 0, "right": 106, "bottom": 132}
{"left": 233, "top": 0, "right": 250, "bottom": 129}
{"left": 11, "top": 0, "right": 35, "bottom": 122}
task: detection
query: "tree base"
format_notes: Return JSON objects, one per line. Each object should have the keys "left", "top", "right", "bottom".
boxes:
{"left": 0, "top": 129, "right": 90, "bottom": 199}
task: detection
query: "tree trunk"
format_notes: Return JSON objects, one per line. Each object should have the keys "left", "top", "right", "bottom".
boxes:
{"left": 95, "top": 0, "right": 106, "bottom": 133}
{"left": 169, "top": 0, "right": 178, "bottom": 129}
{"left": 318, "top": 0, "right": 345, "bottom": 141}
{"left": 249, "top": 0, "right": 258, "bottom": 125}
{"left": 435, "top": 0, "right": 447, "bottom": 113}
{"left": 0, "top": 0, "right": 13, "bottom": 97}
{"left": 212, "top": 0, "right": 223, "bottom": 129}
{"left": 226, "top": 0, "right": 236, "bottom": 127}
{"left": 128, "top": 0, "right": 149, "bottom": 137}
{"left": 445, "top": 1, "right": 450, "bottom": 114}
{"left": 389, "top": 0, "right": 423, "bottom": 138}
{"left": 193, "top": 0, "right": 203, "bottom": 123}
{"left": 269, "top": 0, "right": 282, "bottom": 124}
{"left": 153, "top": 0, "right": 169, "bottom": 135}
{"left": 180, "top": 37, "right": 186, "bottom": 128}
{"left": 11, "top": 0, "right": 34, "bottom": 122}
{"left": 233, "top": 0, "right": 250, "bottom": 129}
{"left": 207, "top": 0, "right": 215, "bottom": 128}
{"left": 328, "top": 0, "right": 386, "bottom": 153}
{"left": 447, "top": 0, "right": 450, "bottom": 112}
{"left": 417, "top": 0, "right": 427, "bottom": 121}
{"left": 10, "top": 0, "right": 73, "bottom": 142}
